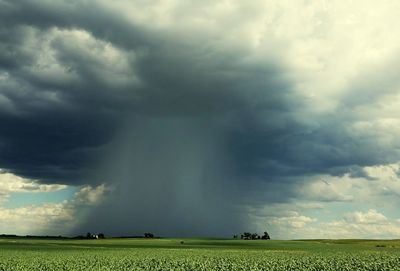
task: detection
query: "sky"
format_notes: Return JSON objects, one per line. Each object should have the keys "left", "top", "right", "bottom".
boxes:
{"left": 1, "top": 0, "right": 400, "bottom": 239}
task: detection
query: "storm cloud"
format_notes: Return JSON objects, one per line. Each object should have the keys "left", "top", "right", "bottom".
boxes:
{"left": 1, "top": 0, "right": 400, "bottom": 237}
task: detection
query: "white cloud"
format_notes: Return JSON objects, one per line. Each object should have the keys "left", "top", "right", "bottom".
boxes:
{"left": 268, "top": 213, "right": 316, "bottom": 229}
{"left": 249, "top": 202, "right": 319, "bottom": 239}
{"left": 253, "top": 207, "right": 400, "bottom": 239}
{"left": 249, "top": 201, "right": 324, "bottom": 218}
{"left": 0, "top": 172, "right": 111, "bottom": 235}
{"left": 251, "top": 209, "right": 317, "bottom": 239}
{"left": 344, "top": 209, "right": 387, "bottom": 225}
{"left": 0, "top": 202, "right": 74, "bottom": 235}
{"left": 250, "top": 163, "right": 400, "bottom": 238}
{"left": 297, "top": 177, "right": 354, "bottom": 202}
{"left": 296, "top": 163, "right": 400, "bottom": 204}
{"left": 0, "top": 172, "right": 67, "bottom": 204}
{"left": 73, "top": 183, "right": 112, "bottom": 206}
{"left": 318, "top": 210, "right": 400, "bottom": 239}
{"left": 0, "top": 171, "right": 67, "bottom": 192}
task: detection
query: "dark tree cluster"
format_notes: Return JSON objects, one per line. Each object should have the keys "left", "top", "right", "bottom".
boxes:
{"left": 84, "top": 232, "right": 105, "bottom": 239}
{"left": 144, "top": 232, "right": 154, "bottom": 238}
{"left": 235, "top": 231, "right": 270, "bottom": 240}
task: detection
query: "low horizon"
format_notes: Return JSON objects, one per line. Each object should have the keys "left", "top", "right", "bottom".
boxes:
{"left": 1, "top": 0, "right": 400, "bottom": 239}
{"left": 2, "top": 233, "right": 399, "bottom": 241}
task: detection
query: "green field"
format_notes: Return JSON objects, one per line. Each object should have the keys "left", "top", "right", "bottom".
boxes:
{"left": 0, "top": 238, "right": 400, "bottom": 270}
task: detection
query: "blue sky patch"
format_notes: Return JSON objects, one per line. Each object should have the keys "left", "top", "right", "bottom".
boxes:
{"left": 4, "top": 186, "right": 77, "bottom": 208}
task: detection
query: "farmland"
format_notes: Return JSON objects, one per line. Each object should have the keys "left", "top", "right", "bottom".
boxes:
{"left": 0, "top": 238, "right": 399, "bottom": 270}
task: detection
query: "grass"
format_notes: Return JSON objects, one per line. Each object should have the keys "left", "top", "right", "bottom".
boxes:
{"left": 1, "top": 237, "right": 399, "bottom": 251}
{"left": 0, "top": 238, "right": 399, "bottom": 270}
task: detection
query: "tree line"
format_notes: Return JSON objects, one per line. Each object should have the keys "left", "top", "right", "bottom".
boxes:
{"left": 233, "top": 231, "right": 270, "bottom": 240}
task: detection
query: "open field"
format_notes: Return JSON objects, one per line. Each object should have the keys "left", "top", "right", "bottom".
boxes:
{"left": 0, "top": 238, "right": 400, "bottom": 270}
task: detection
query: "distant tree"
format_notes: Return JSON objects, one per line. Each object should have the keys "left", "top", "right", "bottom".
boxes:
{"left": 98, "top": 233, "right": 105, "bottom": 239}
{"left": 242, "top": 232, "right": 252, "bottom": 240}
{"left": 261, "top": 231, "right": 270, "bottom": 240}
{"left": 251, "top": 233, "right": 259, "bottom": 240}
{"left": 240, "top": 232, "right": 266, "bottom": 240}
{"left": 144, "top": 233, "right": 154, "bottom": 238}
{"left": 86, "top": 232, "right": 91, "bottom": 239}
{"left": 233, "top": 235, "right": 238, "bottom": 239}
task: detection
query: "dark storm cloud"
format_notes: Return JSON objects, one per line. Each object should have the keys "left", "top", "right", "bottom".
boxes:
{"left": 0, "top": 0, "right": 144, "bottom": 183}
{"left": 0, "top": 0, "right": 297, "bottom": 185}
{"left": 1, "top": 0, "right": 399, "bottom": 236}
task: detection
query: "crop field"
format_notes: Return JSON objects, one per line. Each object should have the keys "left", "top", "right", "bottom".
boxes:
{"left": 0, "top": 238, "right": 400, "bottom": 270}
